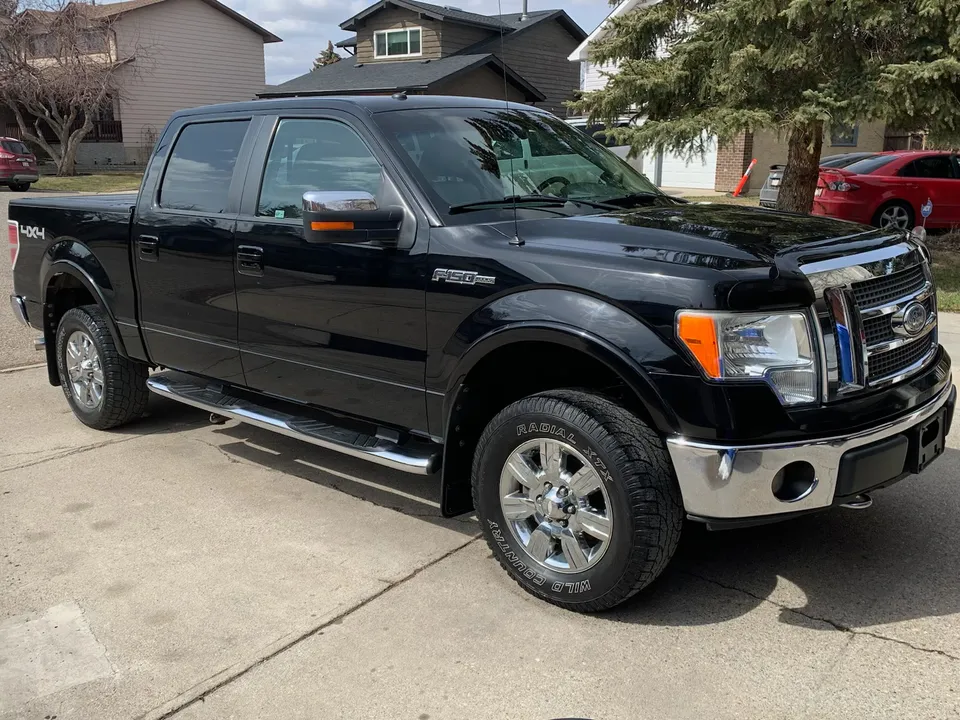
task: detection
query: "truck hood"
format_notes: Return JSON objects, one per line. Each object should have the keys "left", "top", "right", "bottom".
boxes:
{"left": 497, "top": 202, "right": 884, "bottom": 269}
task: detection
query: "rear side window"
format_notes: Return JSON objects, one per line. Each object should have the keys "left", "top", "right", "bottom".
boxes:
{"left": 841, "top": 155, "right": 897, "bottom": 175}
{"left": 159, "top": 120, "right": 250, "bottom": 213}
{"left": 899, "top": 155, "right": 955, "bottom": 179}
{"left": 1, "top": 140, "right": 30, "bottom": 155}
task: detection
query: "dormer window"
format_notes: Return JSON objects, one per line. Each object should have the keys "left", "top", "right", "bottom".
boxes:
{"left": 374, "top": 27, "right": 422, "bottom": 58}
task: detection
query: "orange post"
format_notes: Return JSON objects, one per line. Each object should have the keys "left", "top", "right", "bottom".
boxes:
{"left": 731, "top": 158, "right": 757, "bottom": 198}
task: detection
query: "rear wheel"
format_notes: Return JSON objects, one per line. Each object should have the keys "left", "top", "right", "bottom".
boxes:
{"left": 56, "top": 306, "right": 150, "bottom": 429}
{"left": 9, "top": 182, "right": 31, "bottom": 192}
{"left": 873, "top": 201, "right": 914, "bottom": 230}
{"left": 473, "top": 390, "right": 683, "bottom": 612}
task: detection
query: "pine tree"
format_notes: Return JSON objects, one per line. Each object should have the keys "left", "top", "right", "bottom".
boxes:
{"left": 574, "top": 0, "right": 960, "bottom": 213}
{"left": 313, "top": 41, "right": 342, "bottom": 71}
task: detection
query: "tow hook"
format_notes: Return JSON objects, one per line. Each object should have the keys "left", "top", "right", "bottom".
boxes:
{"left": 840, "top": 493, "right": 873, "bottom": 510}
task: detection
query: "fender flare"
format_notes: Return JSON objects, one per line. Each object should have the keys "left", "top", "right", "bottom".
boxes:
{"left": 40, "top": 249, "right": 127, "bottom": 383}
{"left": 443, "top": 321, "right": 678, "bottom": 436}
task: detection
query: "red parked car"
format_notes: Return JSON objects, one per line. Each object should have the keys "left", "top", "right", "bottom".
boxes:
{"left": 0, "top": 137, "right": 39, "bottom": 192}
{"left": 813, "top": 151, "right": 960, "bottom": 230}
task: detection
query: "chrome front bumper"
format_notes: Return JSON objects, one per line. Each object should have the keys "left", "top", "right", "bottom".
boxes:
{"left": 9, "top": 294, "right": 29, "bottom": 326}
{"left": 666, "top": 378, "right": 955, "bottom": 520}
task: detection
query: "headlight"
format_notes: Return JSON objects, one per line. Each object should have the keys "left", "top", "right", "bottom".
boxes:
{"left": 677, "top": 311, "right": 819, "bottom": 405}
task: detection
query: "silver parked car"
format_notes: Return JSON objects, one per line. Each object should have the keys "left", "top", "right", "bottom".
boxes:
{"left": 758, "top": 152, "right": 878, "bottom": 208}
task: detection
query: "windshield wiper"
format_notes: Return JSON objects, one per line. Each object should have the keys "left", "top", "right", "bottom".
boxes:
{"left": 598, "top": 191, "right": 667, "bottom": 208}
{"left": 448, "top": 195, "right": 569, "bottom": 215}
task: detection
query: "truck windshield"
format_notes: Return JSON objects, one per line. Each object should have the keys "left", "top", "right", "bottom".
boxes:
{"left": 373, "top": 107, "right": 661, "bottom": 217}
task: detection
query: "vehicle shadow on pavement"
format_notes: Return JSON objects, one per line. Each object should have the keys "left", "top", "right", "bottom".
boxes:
{"left": 207, "top": 419, "right": 478, "bottom": 537}
{"left": 607, "top": 449, "right": 960, "bottom": 633}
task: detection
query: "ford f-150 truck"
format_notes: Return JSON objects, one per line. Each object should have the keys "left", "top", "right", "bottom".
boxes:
{"left": 8, "top": 96, "right": 955, "bottom": 612}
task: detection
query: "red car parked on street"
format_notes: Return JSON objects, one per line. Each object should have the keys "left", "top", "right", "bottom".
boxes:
{"left": 813, "top": 151, "right": 960, "bottom": 230}
{"left": 0, "top": 137, "right": 39, "bottom": 192}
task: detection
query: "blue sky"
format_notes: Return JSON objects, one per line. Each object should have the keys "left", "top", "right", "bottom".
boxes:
{"left": 217, "top": 0, "right": 612, "bottom": 85}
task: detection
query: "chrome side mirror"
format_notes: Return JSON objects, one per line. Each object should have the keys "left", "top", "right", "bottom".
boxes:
{"left": 910, "top": 225, "right": 927, "bottom": 244}
{"left": 301, "top": 190, "right": 401, "bottom": 246}
{"left": 303, "top": 190, "right": 378, "bottom": 213}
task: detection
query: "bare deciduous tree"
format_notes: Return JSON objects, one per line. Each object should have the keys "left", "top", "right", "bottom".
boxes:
{"left": 0, "top": 0, "right": 136, "bottom": 175}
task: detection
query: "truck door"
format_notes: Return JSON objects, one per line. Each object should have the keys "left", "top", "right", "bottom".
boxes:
{"left": 233, "top": 113, "right": 429, "bottom": 434}
{"left": 133, "top": 115, "right": 259, "bottom": 383}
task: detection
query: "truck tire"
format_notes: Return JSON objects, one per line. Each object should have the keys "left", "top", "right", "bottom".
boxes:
{"left": 55, "top": 305, "right": 150, "bottom": 430}
{"left": 472, "top": 390, "right": 683, "bottom": 612}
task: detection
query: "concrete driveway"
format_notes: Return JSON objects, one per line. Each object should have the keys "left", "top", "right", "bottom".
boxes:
{"left": 3, "top": 192, "right": 960, "bottom": 719}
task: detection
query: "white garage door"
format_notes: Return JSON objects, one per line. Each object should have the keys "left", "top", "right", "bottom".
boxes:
{"left": 659, "top": 136, "right": 718, "bottom": 189}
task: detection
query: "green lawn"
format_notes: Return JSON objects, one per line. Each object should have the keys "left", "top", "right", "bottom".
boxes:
{"left": 929, "top": 234, "right": 960, "bottom": 311}
{"left": 33, "top": 173, "right": 143, "bottom": 193}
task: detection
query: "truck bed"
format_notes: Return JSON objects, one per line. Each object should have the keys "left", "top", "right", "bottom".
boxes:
{"left": 9, "top": 192, "right": 140, "bottom": 346}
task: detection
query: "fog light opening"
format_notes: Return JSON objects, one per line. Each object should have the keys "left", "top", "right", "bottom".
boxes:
{"left": 772, "top": 461, "right": 818, "bottom": 503}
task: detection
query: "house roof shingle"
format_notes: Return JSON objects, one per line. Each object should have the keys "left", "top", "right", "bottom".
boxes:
{"left": 78, "top": 0, "right": 281, "bottom": 43}
{"left": 341, "top": 0, "right": 509, "bottom": 32}
{"left": 259, "top": 53, "right": 544, "bottom": 101}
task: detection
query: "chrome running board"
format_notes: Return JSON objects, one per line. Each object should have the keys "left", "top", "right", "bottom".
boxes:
{"left": 146, "top": 372, "right": 441, "bottom": 475}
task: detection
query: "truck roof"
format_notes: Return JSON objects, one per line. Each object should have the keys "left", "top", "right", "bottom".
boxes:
{"left": 171, "top": 95, "right": 541, "bottom": 121}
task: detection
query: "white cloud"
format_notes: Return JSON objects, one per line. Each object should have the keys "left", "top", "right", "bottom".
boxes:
{"left": 216, "top": 0, "right": 613, "bottom": 85}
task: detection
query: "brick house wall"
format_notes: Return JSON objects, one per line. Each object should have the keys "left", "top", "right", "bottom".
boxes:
{"left": 714, "top": 131, "right": 754, "bottom": 192}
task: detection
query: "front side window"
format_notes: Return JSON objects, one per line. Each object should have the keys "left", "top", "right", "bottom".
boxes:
{"left": 374, "top": 28, "right": 422, "bottom": 58}
{"left": 374, "top": 108, "right": 660, "bottom": 214}
{"left": 900, "top": 155, "right": 954, "bottom": 179}
{"left": 258, "top": 119, "right": 383, "bottom": 220}
{"left": 159, "top": 120, "right": 249, "bottom": 213}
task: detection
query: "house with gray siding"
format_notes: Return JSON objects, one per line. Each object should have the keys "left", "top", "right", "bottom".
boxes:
{"left": 2, "top": 0, "right": 280, "bottom": 166}
{"left": 260, "top": 0, "right": 586, "bottom": 118}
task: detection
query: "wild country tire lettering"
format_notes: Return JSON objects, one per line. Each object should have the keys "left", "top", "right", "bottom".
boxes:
{"left": 488, "top": 520, "right": 592, "bottom": 594}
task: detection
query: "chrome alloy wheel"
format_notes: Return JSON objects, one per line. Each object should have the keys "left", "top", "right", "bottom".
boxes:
{"left": 879, "top": 205, "right": 911, "bottom": 230}
{"left": 66, "top": 330, "right": 104, "bottom": 409}
{"left": 499, "top": 438, "right": 613, "bottom": 573}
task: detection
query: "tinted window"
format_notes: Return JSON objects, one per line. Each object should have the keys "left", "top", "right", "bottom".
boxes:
{"left": 899, "top": 155, "right": 955, "bottom": 179}
{"left": 820, "top": 153, "right": 876, "bottom": 168}
{"left": 258, "top": 119, "right": 383, "bottom": 220}
{"left": 375, "top": 108, "right": 659, "bottom": 211}
{"left": 841, "top": 155, "right": 898, "bottom": 175}
{"left": 1, "top": 140, "right": 30, "bottom": 155}
{"left": 159, "top": 120, "right": 249, "bottom": 213}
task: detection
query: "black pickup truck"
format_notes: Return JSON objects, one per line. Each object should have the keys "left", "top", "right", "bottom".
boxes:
{"left": 8, "top": 96, "right": 955, "bottom": 611}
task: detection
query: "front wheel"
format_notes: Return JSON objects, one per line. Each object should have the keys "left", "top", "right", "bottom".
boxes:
{"left": 472, "top": 390, "right": 683, "bottom": 612}
{"left": 56, "top": 306, "right": 150, "bottom": 429}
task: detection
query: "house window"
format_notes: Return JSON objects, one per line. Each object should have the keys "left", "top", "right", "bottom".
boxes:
{"left": 831, "top": 124, "right": 859, "bottom": 147}
{"left": 374, "top": 28, "right": 422, "bottom": 58}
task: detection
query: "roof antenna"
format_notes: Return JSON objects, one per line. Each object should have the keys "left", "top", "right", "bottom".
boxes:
{"left": 497, "top": 0, "right": 523, "bottom": 247}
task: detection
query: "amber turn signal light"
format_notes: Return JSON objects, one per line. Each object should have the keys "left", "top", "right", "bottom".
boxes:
{"left": 311, "top": 221, "right": 355, "bottom": 231}
{"left": 676, "top": 312, "right": 721, "bottom": 378}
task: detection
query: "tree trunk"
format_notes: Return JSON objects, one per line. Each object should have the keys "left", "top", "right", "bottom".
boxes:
{"left": 776, "top": 121, "right": 823, "bottom": 214}
{"left": 57, "top": 114, "right": 94, "bottom": 177}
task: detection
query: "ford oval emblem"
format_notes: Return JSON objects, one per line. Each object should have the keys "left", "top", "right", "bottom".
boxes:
{"left": 901, "top": 302, "right": 927, "bottom": 336}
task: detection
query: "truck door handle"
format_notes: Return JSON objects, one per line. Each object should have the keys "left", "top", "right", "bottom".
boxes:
{"left": 138, "top": 235, "right": 159, "bottom": 262}
{"left": 237, "top": 245, "right": 264, "bottom": 277}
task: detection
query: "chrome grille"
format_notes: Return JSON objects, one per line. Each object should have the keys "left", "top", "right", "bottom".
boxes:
{"left": 869, "top": 334, "right": 936, "bottom": 379}
{"left": 802, "top": 241, "right": 938, "bottom": 400}
{"left": 851, "top": 265, "right": 926, "bottom": 308}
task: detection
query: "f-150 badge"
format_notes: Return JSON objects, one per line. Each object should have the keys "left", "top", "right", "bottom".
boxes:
{"left": 432, "top": 268, "right": 496, "bottom": 285}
